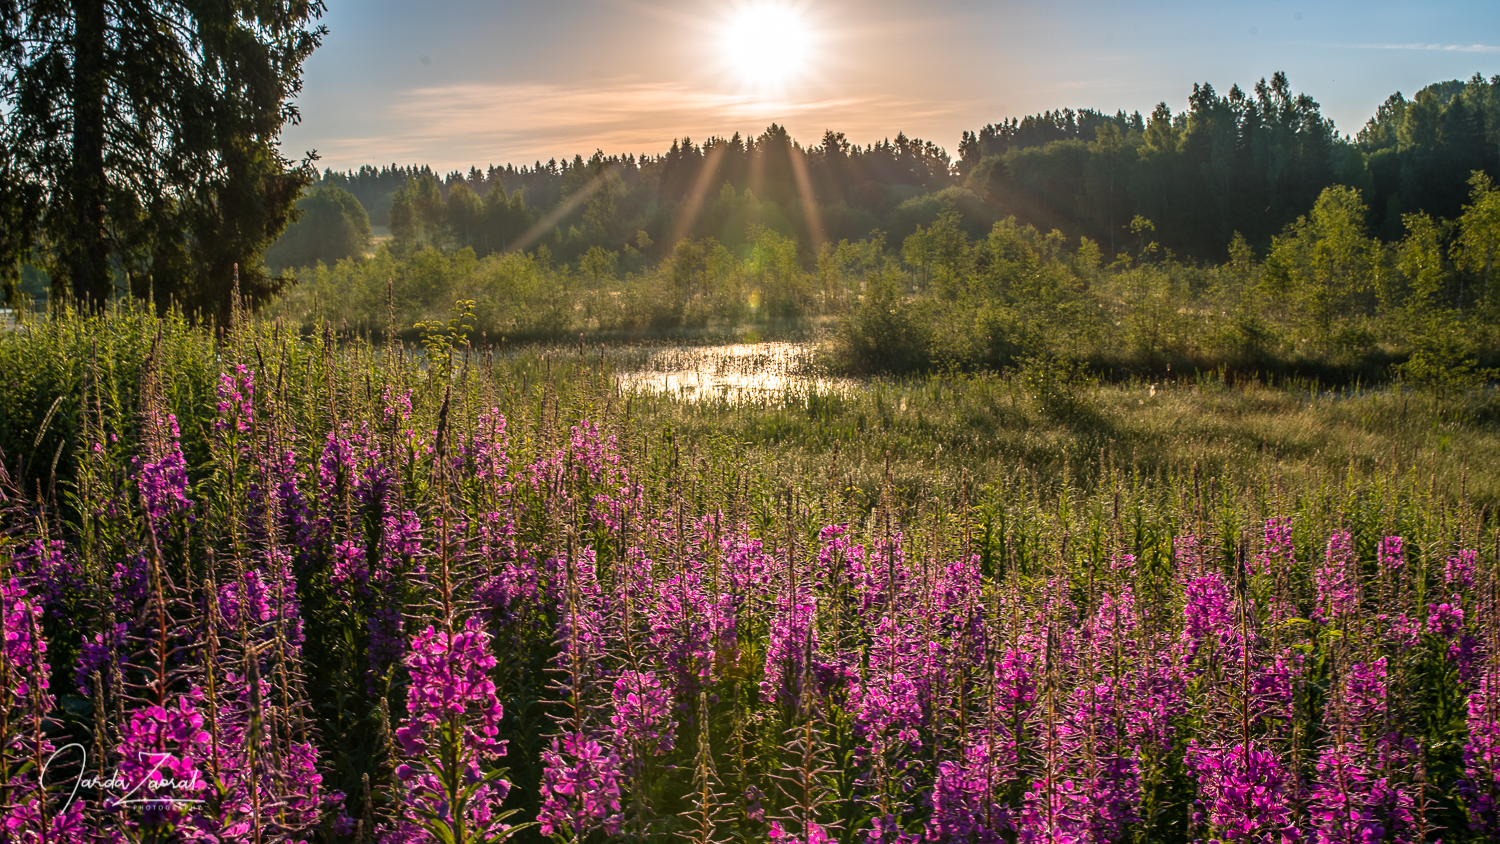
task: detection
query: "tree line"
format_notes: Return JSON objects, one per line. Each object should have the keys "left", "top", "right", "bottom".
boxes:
{"left": 9, "top": 58, "right": 1499, "bottom": 331}
{"left": 273, "top": 71, "right": 1499, "bottom": 276}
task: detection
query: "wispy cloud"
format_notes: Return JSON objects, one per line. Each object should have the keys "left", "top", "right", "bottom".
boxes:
{"left": 306, "top": 81, "right": 966, "bottom": 171}
{"left": 1353, "top": 42, "right": 1500, "bottom": 53}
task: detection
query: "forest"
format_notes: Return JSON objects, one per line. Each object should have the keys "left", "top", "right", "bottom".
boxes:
{"left": 286, "top": 71, "right": 1500, "bottom": 267}
{"left": 227, "top": 73, "right": 1500, "bottom": 387}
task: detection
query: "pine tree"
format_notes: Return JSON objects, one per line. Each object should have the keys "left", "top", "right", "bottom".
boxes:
{"left": 0, "top": 1, "right": 326, "bottom": 317}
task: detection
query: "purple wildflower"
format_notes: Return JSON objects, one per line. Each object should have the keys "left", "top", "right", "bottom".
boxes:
{"left": 1307, "top": 742, "right": 1384, "bottom": 844}
{"left": 610, "top": 669, "right": 676, "bottom": 761}
{"left": 1255, "top": 518, "right": 1295, "bottom": 577}
{"left": 214, "top": 363, "right": 255, "bottom": 434}
{"left": 111, "top": 691, "right": 212, "bottom": 830}
{"left": 14, "top": 538, "right": 81, "bottom": 620}
{"left": 74, "top": 621, "right": 128, "bottom": 696}
{"left": 384, "top": 618, "right": 513, "bottom": 844}
{"left": 1, "top": 578, "right": 48, "bottom": 707}
{"left": 1464, "top": 666, "right": 1500, "bottom": 835}
{"left": 771, "top": 819, "right": 838, "bottom": 844}
{"left": 926, "top": 744, "right": 1011, "bottom": 843}
{"left": 1181, "top": 571, "right": 1234, "bottom": 664}
{"left": 1378, "top": 536, "right": 1405, "bottom": 573}
{"left": 1445, "top": 550, "right": 1477, "bottom": 591}
{"left": 1316, "top": 531, "right": 1358, "bottom": 624}
{"left": 1427, "top": 600, "right": 1465, "bottom": 638}
{"left": 136, "top": 413, "right": 192, "bottom": 521}
{"left": 763, "top": 589, "right": 819, "bottom": 705}
{"left": 1185, "top": 741, "right": 1299, "bottom": 844}
{"left": 538, "top": 733, "right": 624, "bottom": 838}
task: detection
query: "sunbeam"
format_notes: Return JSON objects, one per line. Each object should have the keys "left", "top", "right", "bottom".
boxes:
{"left": 503, "top": 166, "right": 621, "bottom": 254}
{"left": 669, "top": 143, "right": 728, "bottom": 248}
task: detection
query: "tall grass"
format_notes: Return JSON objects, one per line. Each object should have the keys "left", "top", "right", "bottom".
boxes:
{"left": 0, "top": 303, "right": 1496, "bottom": 842}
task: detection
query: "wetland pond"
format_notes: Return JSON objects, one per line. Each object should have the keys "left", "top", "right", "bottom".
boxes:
{"left": 609, "top": 341, "right": 859, "bottom": 403}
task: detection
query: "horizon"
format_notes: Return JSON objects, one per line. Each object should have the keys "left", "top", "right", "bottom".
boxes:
{"left": 279, "top": 0, "right": 1500, "bottom": 174}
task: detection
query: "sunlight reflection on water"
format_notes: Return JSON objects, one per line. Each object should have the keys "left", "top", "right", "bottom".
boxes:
{"left": 614, "top": 342, "right": 858, "bottom": 403}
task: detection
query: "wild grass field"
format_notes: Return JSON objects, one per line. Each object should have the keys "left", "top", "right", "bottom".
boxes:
{"left": 0, "top": 303, "right": 1496, "bottom": 843}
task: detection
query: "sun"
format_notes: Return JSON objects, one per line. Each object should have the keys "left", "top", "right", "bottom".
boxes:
{"left": 719, "top": 3, "right": 815, "bottom": 94}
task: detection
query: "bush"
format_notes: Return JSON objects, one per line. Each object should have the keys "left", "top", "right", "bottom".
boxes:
{"left": 264, "top": 185, "right": 372, "bottom": 271}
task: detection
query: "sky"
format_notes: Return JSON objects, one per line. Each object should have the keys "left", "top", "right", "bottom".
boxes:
{"left": 279, "top": 0, "right": 1500, "bottom": 175}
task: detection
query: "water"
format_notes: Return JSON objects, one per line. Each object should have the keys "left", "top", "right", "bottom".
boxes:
{"left": 613, "top": 341, "right": 858, "bottom": 403}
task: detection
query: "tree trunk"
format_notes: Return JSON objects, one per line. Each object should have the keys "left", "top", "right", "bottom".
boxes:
{"left": 67, "top": 0, "right": 111, "bottom": 310}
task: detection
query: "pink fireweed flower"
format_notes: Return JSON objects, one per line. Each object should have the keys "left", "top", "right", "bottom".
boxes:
{"left": 1127, "top": 658, "right": 1188, "bottom": 754}
{"left": 1, "top": 578, "right": 48, "bottom": 706}
{"left": 1255, "top": 518, "right": 1296, "bottom": 577}
{"left": 395, "top": 618, "right": 505, "bottom": 760}
{"left": 538, "top": 733, "right": 624, "bottom": 838}
{"left": 1, "top": 577, "right": 88, "bottom": 841}
{"left": 1378, "top": 613, "right": 1421, "bottom": 651}
{"left": 1427, "top": 600, "right": 1465, "bottom": 639}
{"left": 648, "top": 566, "right": 738, "bottom": 690}
{"left": 762, "top": 589, "right": 820, "bottom": 705}
{"left": 218, "top": 558, "right": 305, "bottom": 648}
{"left": 379, "top": 510, "right": 425, "bottom": 572}
{"left": 1377, "top": 536, "right": 1405, "bottom": 573}
{"left": 1306, "top": 742, "right": 1382, "bottom": 844}
{"left": 995, "top": 648, "right": 1038, "bottom": 715}
{"left": 1181, "top": 571, "right": 1234, "bottom": 665}
{"left": 135, "top": 414, "right": 191, "bottom": 521}
{"left": 817, "top": 524, "right": 865, "bottom": 587}
{"left": 330, "top": 539, "right": 368, "bottom": 589}
{"left": 1176, "top": 533, "right": 1209, "bottom": 575}
{"left": 849, "top": 617, "right": 926, "bottom": 753}
{"left": 74, "top": 620, "right": 128, "bottom": 696}
{"left": 866, "top": 811, "right": 920, "bottom": 844}
{"left": 15, "top": 538, "right": 81, "bottom": 621}
{"left": 1015, "top": 777, "right": 1093, "bottom": 844}
{"left": 1185, "top": 741, "right": 1299, "bottom": 844}
{"left": 771, "top": 819, "right": 838, "bottom": 844}
{"left": 384, "top": 618, "right": 513, "bottom": 844}
{"left": 857, "top": 535, "right": 914, "bottom": 618}
{"left": 1445, "top": 549, "right": 1477, "bottom": 591}
{"left": 465, "top": 409, "right": 511, "bottom": 482}
{"left": 1315, "top": 531, "right": 1358, "bottom": 624}
{"left": 213, "top": 364, "right": 255, "bottom": 434}
{"left": 550, "top": 549, "right": 611, "bottom": 681}
{"left": 610, "top": 670, "right": 676, "bottom": 761}
{"left": 476, "top": 561, "right": 539, "bottom": 628}
{"left": 112, "top": 691, "right": 213, "bottom": 830}
{"left": 1344, "top": 658, "right": 1390, "bottom": 728}
{"left": 1047, "top": 678, "right": 1144, "bottom": 843}
{"left": 926, "top": 739, "right": 1014, "bottom": 843}
{"left": 1464, "top": 667, "right": 1500, "bottom": 835}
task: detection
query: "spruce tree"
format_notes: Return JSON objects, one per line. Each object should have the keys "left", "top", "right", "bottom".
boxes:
{"left": 1, "top": 0, "right": 326, "bottom": 318}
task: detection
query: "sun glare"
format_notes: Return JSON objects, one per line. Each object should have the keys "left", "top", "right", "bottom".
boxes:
{"left": 719, "top": 3, "right": 815, "bottom": 94}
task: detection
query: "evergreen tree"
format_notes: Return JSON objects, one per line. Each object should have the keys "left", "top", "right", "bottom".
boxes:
{"left": 447, "top": 182, "right": 484, "bottom": 251}
{"left": 0, "top": 0, "right": 327, "bottom": 317}
{"left": 389, "top": 173, "right": 447, "bottom": 252}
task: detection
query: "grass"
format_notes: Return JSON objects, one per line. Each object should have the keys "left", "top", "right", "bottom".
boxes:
{"left": 627, "top": 366, "right": 1500, "bottom": 510}
{"left": 5, "top": 303, "right": 1498, "bottom": 517}
{"left": 3, "top": 303, "right": 1499, "bottom": 842}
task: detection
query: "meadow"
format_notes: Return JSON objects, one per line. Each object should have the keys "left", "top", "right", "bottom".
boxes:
{"left": 0, "top": 302, "right": 1495, "bottom": 843}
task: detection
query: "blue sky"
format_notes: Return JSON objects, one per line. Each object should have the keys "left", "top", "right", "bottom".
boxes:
{"left": 278, "top": 0, "right": 1500, "bottom": 173}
